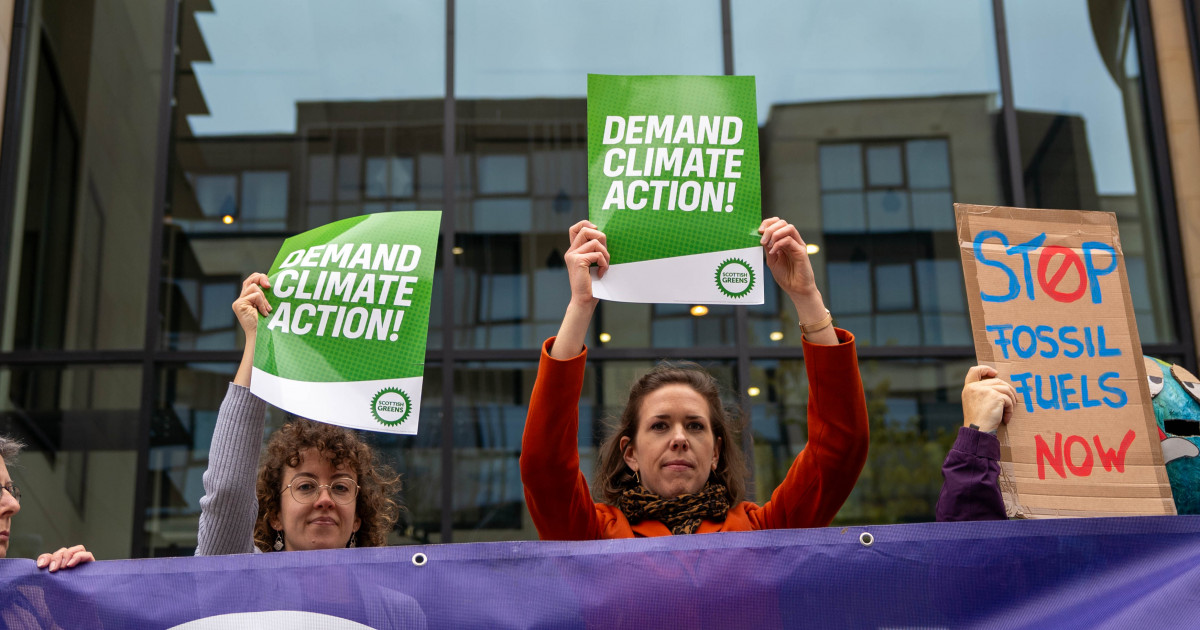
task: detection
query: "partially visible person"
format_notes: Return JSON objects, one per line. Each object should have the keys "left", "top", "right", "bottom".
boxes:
{"left": 935, "top": 365, "right": 1015, "bottom": 522}
{"left": 520, "top": 218, "right": 869, "bottom": 539}
{"left": 196, "top": 273, "right": 402, "bottom": 555}
{"left": 0, "top": 435, "right": 95, "bottom": 570}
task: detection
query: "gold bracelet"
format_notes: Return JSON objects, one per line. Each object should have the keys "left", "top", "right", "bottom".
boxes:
{"left": 799, "top": 309, "right": 833, "bottom": 338}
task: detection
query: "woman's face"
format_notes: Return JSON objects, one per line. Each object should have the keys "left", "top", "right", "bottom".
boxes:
{"left": 269, "top": 448, "right": 360, "bottom": 551}
{"left": 621, "top": 384, "right": 720, "bottom": 500}
{"left": 0, "top": 456, "right": 21, "bottom": 558}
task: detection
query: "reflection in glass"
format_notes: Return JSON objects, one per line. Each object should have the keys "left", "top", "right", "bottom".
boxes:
{"left": 736, "top": 0, "right": 1003, "bottom": 348}
{"left": 164, "top": 1, "right": 446, "bottom": 351}
{"left": 1005, "top": 0, "right": 1175, "bottom": 342}
{"left": 451, "top": 362, "right": 544, "bottom": 542}
{"left": 748, "top": 358, "right": 973, "bottom": 524}
{"left": 0, "top": 365, "right": 141, "bottom": 560}
{"left": 453, "top": 2, "right": 724, "bottom": 350}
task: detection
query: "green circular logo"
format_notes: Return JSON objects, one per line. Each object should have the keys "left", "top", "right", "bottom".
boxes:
{"left": 371, "top": 388, "right": 412, "bottom": 426}
{"left": 714, "top": 258, "right": 756, "bottom": 298}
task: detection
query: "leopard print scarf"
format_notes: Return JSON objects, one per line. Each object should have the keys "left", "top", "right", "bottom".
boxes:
{"left": 617, "top": 482, "right": 732, "bottom": 535}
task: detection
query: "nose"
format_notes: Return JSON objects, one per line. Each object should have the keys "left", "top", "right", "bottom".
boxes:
{"left": 312, "top": 486, "right": 336, "bottom": 508}
{"left": 0, "top": 490, "right": 18, "bottom": 517}
{"left": 669, "top": 425, "right": 689, "bottom": 450}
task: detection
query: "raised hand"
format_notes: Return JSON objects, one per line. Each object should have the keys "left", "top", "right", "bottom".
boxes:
{"left": 232, "top": 272, "right": 272, "bottom": 337}
{"left": 759, "top": 217, "right": 836, "bottom": 345}
{"left": 962, "top": 365, "right": 1017, "bottom": 434}
{"left": 759, "top": 217, "right": 818, "bottom": 300}
{"left": 551, "top": 221, "right": 610, "bottom": 360}
{"left": 232, "top": 272, "right": 272, "bottom": 387}
{"left": 564, "top": 220, "right": 609, "bottom": 306}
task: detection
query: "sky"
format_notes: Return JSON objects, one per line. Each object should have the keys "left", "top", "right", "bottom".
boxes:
{"left": 190, "top": 0, "right": 1138, "bottom": 194}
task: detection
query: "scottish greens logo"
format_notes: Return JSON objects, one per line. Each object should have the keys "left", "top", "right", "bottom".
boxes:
{"left": 714, "top": 258, "right": 755, "bottom": 298}
{"left": 371, "top": 388, "right": 412, "bottom": 427}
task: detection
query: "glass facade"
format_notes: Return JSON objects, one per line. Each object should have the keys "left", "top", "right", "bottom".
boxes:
{"left": 0, "top": 0, "right": 1192, "bottom": 558}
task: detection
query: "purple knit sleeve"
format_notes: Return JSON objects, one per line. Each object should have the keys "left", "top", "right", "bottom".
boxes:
{"left": 935, "top": 427, "right": 1006, "bottom": 522}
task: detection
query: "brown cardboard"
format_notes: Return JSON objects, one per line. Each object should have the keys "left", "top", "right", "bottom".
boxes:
{"left": 955, "top": 204, "right": 1174, "bottom": 518}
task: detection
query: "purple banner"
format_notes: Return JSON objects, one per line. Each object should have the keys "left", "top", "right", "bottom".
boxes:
{"left": 3, "top": 516, "right": 1200, "bottom": 628}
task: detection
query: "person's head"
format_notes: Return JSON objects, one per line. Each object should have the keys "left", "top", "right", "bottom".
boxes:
{"left": 0, "top": 435, "right": 24, "bottom": 559}
{"left": 595, "top": 363, "right": 747, "bottom": 505}
{"left": 254, "top": 419, "right": 401, "bottom": 552}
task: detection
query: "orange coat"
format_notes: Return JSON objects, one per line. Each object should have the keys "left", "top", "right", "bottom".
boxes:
{"left": 519, "top": 330, "right": 869, "bottom": 540}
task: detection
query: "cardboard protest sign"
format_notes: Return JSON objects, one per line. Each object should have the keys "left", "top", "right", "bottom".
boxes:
{"left": 587, "top": 74, "right": 764, "bottom": 304}
{"left": 956, "top": 204, "right": 1174, "bottom": 517}
{"left": 251, "top": 211, "right": 440, "bottom": 435}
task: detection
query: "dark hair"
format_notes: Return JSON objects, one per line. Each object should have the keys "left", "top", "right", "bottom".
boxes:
{"left": 594, "top": 362, "right": 747, "bottom": 506}
{"left": 254, "top": 419, "right": 402, "bottom": 551}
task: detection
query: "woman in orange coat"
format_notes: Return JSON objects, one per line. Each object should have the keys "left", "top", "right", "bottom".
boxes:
{"left": 520, "top": 218, "right": 869, "bottom": 539}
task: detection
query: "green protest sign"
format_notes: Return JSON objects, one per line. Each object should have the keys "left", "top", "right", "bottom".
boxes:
{"left": 587, "top": 74, "right": 763, "bottom": 304}
{"left": 250, "top": 211, "right": 441, "bottom": 435}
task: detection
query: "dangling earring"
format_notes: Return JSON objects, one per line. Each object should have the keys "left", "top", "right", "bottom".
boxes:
{"left": 634, "top": 469, "right": 641, "bottom": 486}
{"left": 347, "top": 532, "right": 357, "bottom": 548}
{"left": 274, "top": 531, "right": 285, "bottom": 551}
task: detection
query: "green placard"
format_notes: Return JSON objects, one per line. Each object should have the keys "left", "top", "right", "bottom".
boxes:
{"left": 587, "top": 75, "right": 764, "bottom": 304}
{"left": 250, "top": 211, "right": 440, "bottom": 434}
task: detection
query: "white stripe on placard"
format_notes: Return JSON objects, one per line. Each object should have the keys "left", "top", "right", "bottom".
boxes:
{"left": 590, "top": 246, "right": 765, "bottom": 304}
{"left": 251, "top": 369, "right": 424, "bottom": 435}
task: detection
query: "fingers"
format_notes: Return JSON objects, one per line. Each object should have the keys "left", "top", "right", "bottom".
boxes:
{"left": 236, "top": 273, "right": 273, "bottom": 317}
{"left": 964, "top": 365, "right": 998, "bottom": 385}
{"left": 565, "top": 226, "right": 610, "bottom": 276}
{"left": 567, "top": 220, "right": 599, "bottom": 246}
{"left": 569, "top": 225, "right": 607, "bottom": 253}
{"left": 37, "top": 545, "right": 93, "bottom": 572}
{"left": 758, "top": 217, "right": 806, "bottom": 257}
{"left": 241, "top": 272, "right": 271, "bottom": 291}
{"left": 962, "top": 369, "right": 1017, "bottom": 432}
{"left": 64, "top": 548, "right": 94, "bottom": 568}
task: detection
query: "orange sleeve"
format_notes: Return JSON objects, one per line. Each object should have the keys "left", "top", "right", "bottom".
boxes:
{"left": 749, "top": 328, "right": 870, "bottom": 530}
{"left": 519, "top": 337, "right": 605, "bottom": 540}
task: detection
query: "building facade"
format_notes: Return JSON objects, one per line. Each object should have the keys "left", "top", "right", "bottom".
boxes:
{"left": 1, "top": 0, "right": 1198, "bottom": 558}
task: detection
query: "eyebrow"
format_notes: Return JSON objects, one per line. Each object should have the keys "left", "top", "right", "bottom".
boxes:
{"left": 290, "top": 472, "right": 356, "bottom": 481}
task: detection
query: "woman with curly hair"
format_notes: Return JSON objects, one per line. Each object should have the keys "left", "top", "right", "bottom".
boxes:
{"left": 196, "top": 273, "right": 401, "bottom": 555}
{"left": 520, "top": 218, "right": 869, "bottom": 539}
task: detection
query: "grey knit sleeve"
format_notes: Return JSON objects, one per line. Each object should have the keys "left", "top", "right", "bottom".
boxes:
{"left": 196, "top": 383, "right": 267, "bottom": 556}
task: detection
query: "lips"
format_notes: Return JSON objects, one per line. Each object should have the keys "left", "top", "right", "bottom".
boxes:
{"left": 308, "top": 517, "right": 338, "bottom": 527}
{"left": 663, "top": 460, "right": 694, "bottom": 471}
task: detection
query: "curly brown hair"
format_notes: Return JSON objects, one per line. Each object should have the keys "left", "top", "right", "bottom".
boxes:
{"left": 253, "top": 419, "right": 402, "bottom": 551}
{"left": 594, "top": 362, "right": 748, "bottom": 507}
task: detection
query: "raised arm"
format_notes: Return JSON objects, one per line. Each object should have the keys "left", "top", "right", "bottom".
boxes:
{"left": 196, "top": 273, "right": 271, "bottom": 555}
{"left": 549, "top": 220, "right": 608, "bottom": 359}
{"left": 232, "top": 273, "right": 271, "bottom": 387}
{"left": 759, "top": 217, "right": 838, "bottom": 346}
{"left": 752, "top": 218, "right": 869, "bottom": 529}
{"left": 936, "top": 366, "right": 1013, "bottom": 522}
{"left": 519, "top": 221, "right": 610, "bottom": 540}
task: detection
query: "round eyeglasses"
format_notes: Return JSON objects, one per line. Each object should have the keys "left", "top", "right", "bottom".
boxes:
{"left": 1, "top": 483, "right": 20, "bottom": 504}
{"left": 283, "top": 478, "right": 359, "bottom": 505}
